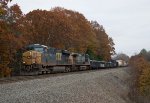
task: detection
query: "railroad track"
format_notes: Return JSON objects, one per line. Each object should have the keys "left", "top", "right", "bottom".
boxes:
{"left": 0, "top": 68, "right": 118, "bottom": 84}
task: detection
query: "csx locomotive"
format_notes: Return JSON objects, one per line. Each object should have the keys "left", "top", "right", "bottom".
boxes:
{"left": 22, "top": 44, "right": 118, "bottom": 75}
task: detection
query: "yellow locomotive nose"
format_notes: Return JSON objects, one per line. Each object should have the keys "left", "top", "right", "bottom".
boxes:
{"left": 22, "top": 50, "right": 42, "bottom": 65}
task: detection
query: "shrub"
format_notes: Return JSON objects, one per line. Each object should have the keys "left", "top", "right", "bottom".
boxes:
{"left": 130, "top": 55, "right": 150, "bottom": 102}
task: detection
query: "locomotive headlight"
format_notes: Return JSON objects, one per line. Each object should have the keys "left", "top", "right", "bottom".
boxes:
{"left": 23, "top": 61, "right": 26, "bottom": 64}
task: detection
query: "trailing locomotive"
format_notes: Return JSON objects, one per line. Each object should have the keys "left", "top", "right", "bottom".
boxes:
{"left": 22, "top": 44, "right": 119, "bottom": 75}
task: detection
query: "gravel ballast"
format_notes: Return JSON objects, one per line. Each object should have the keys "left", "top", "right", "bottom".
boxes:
{"left": 0, "top": 67, "right": 132, "bottom": 103}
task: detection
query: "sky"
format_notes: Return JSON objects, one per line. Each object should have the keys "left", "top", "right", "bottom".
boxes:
{"left": 9, "top": 0, "right": 150, "bottom": 56}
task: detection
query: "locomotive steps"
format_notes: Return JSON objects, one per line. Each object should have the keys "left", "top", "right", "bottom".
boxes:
{"left": 0, "top": 67, "right": 133, "bottom": 103}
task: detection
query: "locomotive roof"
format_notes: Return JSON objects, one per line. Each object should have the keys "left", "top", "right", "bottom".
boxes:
{"left": 27, "top": 44, "right": 48, "bottom": 48}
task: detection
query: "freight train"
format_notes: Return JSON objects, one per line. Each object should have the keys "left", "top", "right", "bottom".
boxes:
{"left": 21, "top": 44, "right": 119, "bottom": 75}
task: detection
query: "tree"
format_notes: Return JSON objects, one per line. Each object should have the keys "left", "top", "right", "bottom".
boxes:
{"left": 113, "top": 53, "right": 130, "bottom": 62}
{"left": 91, "top": 21, "right": 115, "bottom": 61}
{"left": 109, "top": 37, "right": 115, "bottom": 55}
{"left": 0, "top": 1, "right": 25, "bottom": 77}
{"left": 0, "top": 5, "right": 116, "bottom": 76}
{"left": 24, "top": 7, "right": 97, "bottom": 52}
{"left": 138, "top": 49, "right": 150, "bottom": 61}
{"left": 140, "top": 49, "right": 147, "bottom": 56}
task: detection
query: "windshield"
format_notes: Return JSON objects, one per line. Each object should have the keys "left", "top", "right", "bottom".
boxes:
{"left": 34, "top": 48, "right": 44, "bottom": 52}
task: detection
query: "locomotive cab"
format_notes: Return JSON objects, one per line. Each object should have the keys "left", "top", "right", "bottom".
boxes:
{"left": 23, "top": 44, "right": 47, "bottom": 65}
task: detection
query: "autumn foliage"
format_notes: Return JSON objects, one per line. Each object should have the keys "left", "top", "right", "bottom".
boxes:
{"left": 0, "top": 1, "right": 115, "bottom": 77}
{"left": 0, "top": 0, "right": 26, "bottom": 77}
{"left": 130, "top": 55, "right": 150, "bottom": 97}
{"left": 23, "top": 8, "right": 115, "bottom": 60}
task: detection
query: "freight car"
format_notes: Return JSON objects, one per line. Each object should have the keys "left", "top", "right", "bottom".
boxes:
{"left": 90, "top": 60, "right": 106, "bottom": 69}
{"left": 90, "top": 60, "right": 118, "bottom": 69}
{"left": 116, "top": 60, "right": 128, "bottom": 67}
{"left": 21, "top": 44, "right": 119, "bottom": 75}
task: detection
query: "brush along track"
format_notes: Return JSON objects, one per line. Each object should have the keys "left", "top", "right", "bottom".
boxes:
{"left": 0, "top": 68, "right": 116, "bottom": 84}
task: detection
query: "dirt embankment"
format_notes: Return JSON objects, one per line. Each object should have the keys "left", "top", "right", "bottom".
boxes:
{"left": 0, "top": 67, "right": 133, "bottom": 103}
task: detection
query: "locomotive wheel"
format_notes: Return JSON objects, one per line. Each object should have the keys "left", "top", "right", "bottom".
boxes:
{"left": 65, "top": 67, "right": 71, "bottom": 73}
{"left": 26, "top": 66, "right": 32, "bottom": 72}
{"left": 46, "top": 71, "right": 51, "bottom": 74}
{"left": 86, "top": 66, "right": 91, "bottom": 70}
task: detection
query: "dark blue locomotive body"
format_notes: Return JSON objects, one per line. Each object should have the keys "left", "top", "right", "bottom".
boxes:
{"left": 22, "top": 44, "right": 91, "bottom": 75}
